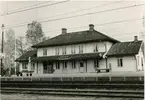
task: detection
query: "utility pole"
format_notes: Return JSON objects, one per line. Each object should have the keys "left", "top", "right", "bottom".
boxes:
{"left": 1, "top": 24, "right": 4, "bottom": 75}
{"left": 14, "top": 34, "right": 16, "bottom": 75}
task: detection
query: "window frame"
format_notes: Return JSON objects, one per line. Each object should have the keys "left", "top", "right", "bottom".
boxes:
{"left": 79, "top": 45, "right": 83, "bottom": 53}
{"left": 22, "top": 62, "right": 28, "bottom": 69}
{"left": 117, "top": 58, "right": 123, "bottom": 67}
{"left": 94, "top": 44, "right": 98, "bottom": 52}
{"left": 55, "top": 47, "right": 59, "bottom": 55}
{"left": 43, "top": 48, "right": 47, "bottom": 56}
{"left": 63, "top": 62, "right": 67, "bottom": 69}
{"left": 72, "top": 61, "right": 76, "bottom": 69}
{"left": 71, "top": 45, "right": 76, "bottom": 54}
{"left": 62, "top": 46, "right": 67, "bottom": 55}
{"left": 94, "top": 60, "right": 99, "bottom": 68}
{"left": 56, "top": 62, "right": 60, "bottom": 69}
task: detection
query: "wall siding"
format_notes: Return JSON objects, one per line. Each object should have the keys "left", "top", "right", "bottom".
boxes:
{"left": 107, "top": 56, "right": 137, "bottom": 72}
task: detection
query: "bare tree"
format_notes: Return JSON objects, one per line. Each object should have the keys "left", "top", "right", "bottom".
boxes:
{"left": 16, "top": 36, "right": 26, "bottom": 56}
{"left": 26, "top": 21, "right": 45, "bottom": 47}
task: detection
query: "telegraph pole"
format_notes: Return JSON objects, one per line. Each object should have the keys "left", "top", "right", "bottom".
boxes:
{"left": 1, "top": 24, "right": 4, "bottom": 74}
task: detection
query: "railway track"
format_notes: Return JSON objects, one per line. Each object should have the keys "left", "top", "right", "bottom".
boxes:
{"left": 1, "top": 88, "right": 144, "bottom": 98}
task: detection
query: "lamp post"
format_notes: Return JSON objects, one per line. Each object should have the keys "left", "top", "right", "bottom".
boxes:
{"left": 1, "top": 24, "right": 4, "bottom": 74}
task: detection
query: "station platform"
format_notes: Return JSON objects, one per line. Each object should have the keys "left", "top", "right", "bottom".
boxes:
{"left": 8, "top": 71, "right": 144, "bottom": 78}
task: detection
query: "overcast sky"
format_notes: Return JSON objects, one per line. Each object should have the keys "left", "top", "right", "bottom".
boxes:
{"left": 0, "top": 0, "right": 145, "bottom": 42}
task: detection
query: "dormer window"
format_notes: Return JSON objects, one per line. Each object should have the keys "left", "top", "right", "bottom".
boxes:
{"left": 43, "top": 48, "right": 47, "bottom": 56}
{"left": 94, "top": 44, "right": 98, "bottom": 52}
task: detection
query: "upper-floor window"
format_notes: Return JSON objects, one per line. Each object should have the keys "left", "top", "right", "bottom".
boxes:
{"left": 43, "top": 48, "right": 47, "bottom": 56}
{"left": 72, "top": 61, "right": 76, "bottom": 69}
{"left": 62, "top": 46, "right": 67, "bottom": 55}
{"left": 79, "top": 45, "right": 83, "bottom": 53}
{"left": 94, "top": 44, "right": 98, "bottom": 52}
{"left": 55, "top": 47, "right": 59, "bottom": 55}
{"left": 117, "top": 58, "right": 123, "bottom": 67}
{"left": 56, "top": 62, "right": 60, "bottom": 69}
{"left": 71, "top": 45, "right": 76, "bottom": 54}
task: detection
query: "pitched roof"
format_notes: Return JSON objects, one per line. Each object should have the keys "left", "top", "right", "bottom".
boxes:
{"left": 32, "top": 30, "right": 119, "bottom": 48}
{"left": 15, "top": 50, "right": 37, "bottom": 62}
{"left": 32, "top": 52, "right": 105, "bottom": 61}
{"left": 106, "top": 41, "right": 143, "bottom": 57}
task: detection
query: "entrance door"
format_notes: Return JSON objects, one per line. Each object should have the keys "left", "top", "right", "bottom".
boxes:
{"left": 43, "top": 62, "right": 53, "bottom": 74}
{"left": 48, "top": 62, "right": 53, "bottom": 74}
{"left": 43, "top": 62, "right": 48, "bottom": 74}
{"left": 79, "top": 61, "right": 84, "bottom": 73}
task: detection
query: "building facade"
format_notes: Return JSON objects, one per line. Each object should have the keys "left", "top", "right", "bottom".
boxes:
{"left": 16, "top": 24, "right": 145, "bottom": 75}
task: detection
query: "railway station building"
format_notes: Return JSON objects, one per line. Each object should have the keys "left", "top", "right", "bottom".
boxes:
{"left": 15, "top": 24, "right": 145, "bottom": 75}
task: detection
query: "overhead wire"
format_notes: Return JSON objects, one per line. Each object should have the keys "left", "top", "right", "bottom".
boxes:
{"left": 1, "top": 0, "right": 70, "bottom": 16}
{"left": 4, "top": 3, "right": 145, "bottom": 29}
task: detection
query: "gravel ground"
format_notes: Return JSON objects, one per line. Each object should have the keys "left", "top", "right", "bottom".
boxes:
{"left": 1, "top": 94, "right": 143, "bottom": 100}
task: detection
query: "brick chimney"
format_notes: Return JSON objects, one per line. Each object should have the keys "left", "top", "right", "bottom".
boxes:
{"left": 134, "top": 36, "right": 138, "bottom": 42}
{"left": 62, "top": 28, "right": 67, "bottom": 34}
{"left": 89, "top": 24, "right": 94, "bottom": 31}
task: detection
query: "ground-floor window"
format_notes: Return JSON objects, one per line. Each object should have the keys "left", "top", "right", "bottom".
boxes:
{"left": 63, "top": 62, "right": 67, "bottom": 69}
{"left": 31, "top": 63, "right": 35, "bottom": 70}
{"left": 72, "top": 61, "right": 76, "bottom": 69}
{"left": 117, "top": 58, "right": 123, "bottom": 67}
{"left": 80, "top": 61, "right": 84, "bottom": 67}
{"left": 56, "top": 62, "right": 60, "bottom": 69}
{"left": 94, "top": 60, "right": 99, "bottom": 68}
{"left": 22, "top": 62, "right": 28, "bottom": 69}
{"left": 141, "top": 57, "right": 144, "bottom": 67}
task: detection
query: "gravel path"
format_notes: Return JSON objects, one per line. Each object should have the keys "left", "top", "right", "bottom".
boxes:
{"left": 1, "top": 94, "right": 143, "bottom": 100}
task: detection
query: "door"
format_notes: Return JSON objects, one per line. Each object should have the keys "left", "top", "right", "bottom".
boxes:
{"left": 43, "top": 62, "right": 48, "bottom": 74}
{"left": 43, "top": 62, "right": 53, "bottom": 74}
{"left": 48, "top": 62, "right": 53, "bottom": 74}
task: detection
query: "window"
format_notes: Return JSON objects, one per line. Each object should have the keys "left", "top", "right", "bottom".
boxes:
{"left": 137, "top": 56, "right": 140, "bottom": 66}
{"left": 79, "top": 45, "right": 83, "bottom": 53}
{"left": 141, "top": 58, "right": 144, "bottom": 67}
{"left": 71, "top": 45, "right": 76, "bottom": 54}
{"left": 22, "top": 63, "right": 28, "bottom": 69}
{"left": 31, "top": 63, "right": 35, "bottom": 70}
{"left": 63, "top": 62, "right": 67, "bottom": 69}
{"left": 43, "top": 48, "right": 47, "bottom": 56}
{"left": 55, "top": 47, "right": 59, "bottom": 55}
{"left": 72, "top": 61, "right": 76, "bottom": 69}
{"left": 56, "top": 62, "right": 60, "bottom": 69}
{"left": 94, "top": 44, "right": 98, "bottom": 52}
{"left": 62, "top": 46, "right": 67, "bottom": 55}
{"left": 94, "top": 60, "right": 99, "bottom": 68}
{"left": 80, "top": 62, "right": 84, "bottom": 67}
{"left": 117, "top": 58, "right": 123, "bottom": 67}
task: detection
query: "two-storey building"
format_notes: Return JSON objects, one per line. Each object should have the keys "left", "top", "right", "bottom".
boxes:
{"left": 16, "top": 24, "right": 145, "bottom": 75}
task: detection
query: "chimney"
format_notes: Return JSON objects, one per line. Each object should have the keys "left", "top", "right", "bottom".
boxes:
{"left": 62, "top": 28, "right": 67, "bottom": 34}
{"left": 89, "top": 24, "right": 94, "bottom": 31}
{"left": 134, "top": 36, "right": 138, "bottom": 42}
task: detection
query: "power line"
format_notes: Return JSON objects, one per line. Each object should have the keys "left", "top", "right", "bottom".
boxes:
{"left": 37, "top": 0, "right": 123, "bottom": 20}
{"left": 1, "top": 0, "right": 70, "bottom": 16}
{"left": 4, "top": 3, "right": 145, "bottom": 29}
{"left": 3, "top": 1, "right": 122, "bottom": 28}
{"left": 43, "top": 18, "right": 142, "bottom": 33}
{"left": 3, "top": 1, "right": 51, "bottom": 14}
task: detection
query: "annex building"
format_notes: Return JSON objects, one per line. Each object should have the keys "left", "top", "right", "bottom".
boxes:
{"left": 16, "top": 24, "right": 145, "bottom": 75}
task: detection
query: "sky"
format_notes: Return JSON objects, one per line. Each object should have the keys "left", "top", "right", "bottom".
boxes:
{"left": 0, "top": 0, "right": 145, "bottom": 42}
